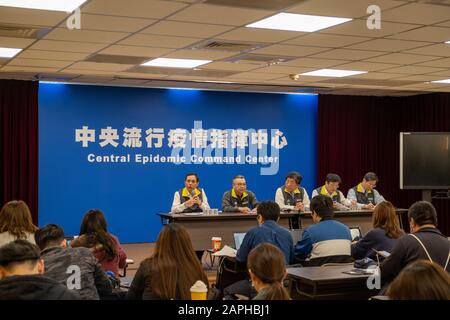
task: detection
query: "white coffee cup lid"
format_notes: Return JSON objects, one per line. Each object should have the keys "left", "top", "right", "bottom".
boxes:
{"left": 211, "top": 237, "right": 222, "bottom": 241}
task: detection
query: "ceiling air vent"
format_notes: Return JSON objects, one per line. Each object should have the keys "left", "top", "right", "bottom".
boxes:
{"left": 190, "top": 40, "right": 265, "bottom": 52}
{"left": 85, "top": 54, "right": 150, "bottom": 65}
{"left": 226, "top": 54, "right": 294, "bottom": 66}
{"left": 0, "top": 24, "right": 50, "bottom": 39}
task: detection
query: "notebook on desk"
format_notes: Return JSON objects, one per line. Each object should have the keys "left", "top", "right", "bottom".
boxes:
{"left": 233, "top": 232, "right": 246, "bottom": 250}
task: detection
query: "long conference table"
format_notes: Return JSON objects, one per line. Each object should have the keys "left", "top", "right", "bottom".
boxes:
{"left": 157, "top": 209, "right": 408, "bottom": 251}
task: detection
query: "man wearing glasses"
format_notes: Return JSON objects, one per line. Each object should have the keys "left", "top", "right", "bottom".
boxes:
{"left": 347, "top": 172, "right": 386, "bottom": 210}
{"left": 171, "top": 173, "right": 210, "bottom": 213}
{"left": 222, "top": 175, "right": 258, "bottom": 213}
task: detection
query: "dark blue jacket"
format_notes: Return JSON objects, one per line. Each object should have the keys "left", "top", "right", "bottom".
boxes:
{"left": 351, "top": 228, "right": 400, "bottom": 260}
{"left": 236, "top": 220, "right": 294, "bottom": 265}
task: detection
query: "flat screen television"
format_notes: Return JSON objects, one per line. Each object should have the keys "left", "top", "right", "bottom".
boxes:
{"left": 400, "top": 132, "right": 450, "bottom": 189}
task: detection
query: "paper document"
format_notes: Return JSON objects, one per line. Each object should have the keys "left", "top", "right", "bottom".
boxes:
{"left": 212, "top": 245, "right": 237, "bottom": 257}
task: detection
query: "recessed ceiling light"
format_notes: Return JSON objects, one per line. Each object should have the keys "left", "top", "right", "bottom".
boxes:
{"left": 0, "top": 0, "right": 87, "bottom": 12}
{"left": 246, "top": 12, "right": 352, "bottom": 32}
{"left": 142, "top": 58, "right": 211, "bottom": 69}
{"left": 445, "top": 41, "right": 450, "bottom": 44}
{"left": 301, "top": 69, "right": 367, "bottom": 77}
{"left": 431, "top": 79, "right": 450, "bottom": 84}
{"left": 0, "top": 47, "right": 22, "bottom": 58}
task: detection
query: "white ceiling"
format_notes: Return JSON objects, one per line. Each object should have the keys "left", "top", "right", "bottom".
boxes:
{"left": 0, "top": 0, "right": 449, "bottom": 96}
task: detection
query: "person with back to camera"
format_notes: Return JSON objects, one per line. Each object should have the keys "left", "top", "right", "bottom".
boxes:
{"left": 0, "top": 200, "right": 38, "bottom": 247}
{"left": 380, "top": 201, "right": 450, "bottom": 286}
{"left": 386, "top": 260, "right": 450, "bottom": 300}
{"left": 247, "top": 243, "right": 290, "bottom": 300}
{"left": 126, "top": 223, "right": 209, "bottom": 300}
{"left": 351, "top": 201, "right": 404, "bottom": 260}
{"left": 71, "top": 209, "right": 127, "bottom": 277}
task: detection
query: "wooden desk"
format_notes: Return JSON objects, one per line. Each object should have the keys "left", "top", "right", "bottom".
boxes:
{"left": 157, "top": 211, "right": 299, "bottom": 251}
{"left": 287, "top": 265, "right": 376, "bottom": 300}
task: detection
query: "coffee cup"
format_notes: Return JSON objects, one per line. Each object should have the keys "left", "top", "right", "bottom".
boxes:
{"left": 190, "top": 280, "right": 208, "bottom": 300}
{"left": 211, "top": 237, "right": 222, "bottom": 252}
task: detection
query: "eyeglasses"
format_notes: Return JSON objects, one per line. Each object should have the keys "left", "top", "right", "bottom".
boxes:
{"left": 186, "top": 180, "right": 197, "bottom": 183}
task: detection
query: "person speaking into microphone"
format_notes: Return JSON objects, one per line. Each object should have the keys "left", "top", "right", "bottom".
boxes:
{"left": 170, "top": 173, "right": 210, "bottom": 213}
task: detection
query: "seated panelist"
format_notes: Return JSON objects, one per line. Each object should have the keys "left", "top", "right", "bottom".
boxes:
{"left": 222, "top": 175, "right": 258, "bottom": 213}
{"left": 311, "top": 173, "right": 354, "bottom": 210}
{"left": 275, "top": 171, "right": 310, "bottom": 211}
{"left": 171, "top": 173, "right": 210, "bottom": 213}
{"left": 347, "top": 172, "right": 386, "bottom": 210}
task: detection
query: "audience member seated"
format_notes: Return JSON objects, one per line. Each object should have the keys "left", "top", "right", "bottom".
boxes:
{"left": 126, "top": 223, "right": 209, "bottom": 300}
{"left": 347, "top": 172, "right": 386, "bottom": 210}
{"left": 0, "top": 200, "right": 38, "bottom": 247}
{"left": 222, "top": 175, "right": 258, "bottom": 213}
{"left": 35, "top": 224, "right": 113, "bottom": 300}
{"left": 351, "top": 201, "right": 404, "bottom": 260}
{"left": 295, "top": 195, "right": 352, "bottom": 266}
{"left": 71, "top": 209, "right": 127, "bottom": 277}
{"left": 0, "top": 240, "right": 78, "bottom": 300}
{"left": 386, "top": 260, "right": 450, "bottom": 300}
{"left": 311, "top": 173, "right": 354, "bottom": 209}
{"left": 248, "top": 243, "right": 290, "bottom": 300}
{"left": 236, "top": 201, "right": 294, "bottom": 265}
{"left": 275, "top": 171, "right": 310, "bottom": 212}
{"left": 380, "top": 201, "right": 450, "bottom": 286}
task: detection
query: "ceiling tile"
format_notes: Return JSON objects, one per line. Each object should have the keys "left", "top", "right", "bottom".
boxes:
{"left": 119, "top": 34, "right": 201, "bottom": 49}
{"left": 0, "top": 7, "right": 66, "bottom": 26}
{"left": 382, "top": 3, "right": 450, "bottom": 25}
{"left": 347, "top": 39, "right": 431, "bottom": 52}
{"left": 164, "top": 49, "right": 238, "bottom": 60}
{"left": 365, "top": 52, "right": 438, "bottom": 64}
{"left": 251, "top": 44, "right": 329, "bottom": 57}
{"left": 286, "top": 0, "right": 405, "bottom": 18}
{"left": 346, "top": 72, "right": 404, "bottom": 79}
{"left": 44, "top": 28, "right": 129, "bottom": 44}
{"left": 284, "top": 57, "right": 349, "bottom": 68}
{"left": 392, "top": 75, "right": 445, "bottom": 82}
{"left": 140, "top": 21, "right": 233, "bottom": 38}
{"left": 0, "top": 65, "right": 60, "bottom": 72}
{"left": 62, "top": 14, "right": 156, "bottom": 33}
{"left": 8, "top": 58, "right": 71, "bottom": 68}
{"left": 226, "top": 72, "right": 286, "bottom": 81}
{"left": 17, "top": 50, "right": 88, "bottom": 61}
{"left": 251, "top": 65, "right": 312, "bottom": 74}
{"left": 284, "top": 33, "right": 370, "bottom": 48}
{"left": 415, "top": 57, "right": 450, "bottom": 67}
{"left": 83, "top": 0, "right": 187, "bottom": 19}
{"left": 69, "top": 62, "right": 134, "bottom": 72}
{"left": 29, "top": 40, "right": 108, "bottom": 53}
{"left": 382, "top": 65, "right": 446, "bottom": 74}
{"left": 201, "top": 61, "right": 259, "bottom": 72}
{"left": 322, "top": 19, "right": 417, "bottom": 37}
{"left": 99, "top": 45, "right": 173, "bottom": 57}
{"left": 167, "top": 4, "right": 273, "bottom": 26}
{"left": 331, "top": 61, "right": 399, "bottom": 71}
{"left": 216, "top": 28, "right": 301, "bottom": 43}
{"left": 425, "top": 70, "right": 450, "bottom": 77}
{"left": 311, "top": 48, "right": 385, "bottom": 60}
{"left": 0, "top": 36, "right": 35, "bottom": 48}
{"left": 403, "top": 44, "right": 450, "bottom": 57}
{"left": 388, "top": 26, "right": 450, "bottom": 43}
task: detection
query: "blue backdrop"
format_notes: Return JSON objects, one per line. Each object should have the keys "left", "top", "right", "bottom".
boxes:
{"left": 39, "top": 83, "right": 318, "bottom": 243}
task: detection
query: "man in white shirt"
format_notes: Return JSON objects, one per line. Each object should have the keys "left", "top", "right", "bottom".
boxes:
{"left": 275, "top": 171, "right": 310, "bottom": 211}
{"left": 347, "top": 172, "right": 386, "bottom": 210}
{"left": 170, "top": 173, "right": 210, "bottom": 213}
{"left": 311, "top": 173, "right": 354, "bottom": 210}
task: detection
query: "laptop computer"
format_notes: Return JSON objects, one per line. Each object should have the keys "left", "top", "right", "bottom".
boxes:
{"left": 233, "top": 232, "right": 246, "bottom": 250}
{"left": 349, "top": 226, "right": 363, "bottom": 241}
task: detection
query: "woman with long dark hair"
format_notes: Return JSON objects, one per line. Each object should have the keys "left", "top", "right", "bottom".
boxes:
{"left": 351, "top": 201, "right": 404, "bottom": 260}
{"left": 127, "top": 223, "right": 209, "bottom": 300}
{"left": 247, "top": 243, "right": 290, "bottom": 300}
{"left": 71, "top": 209, "right": 127, "bottom": 276}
